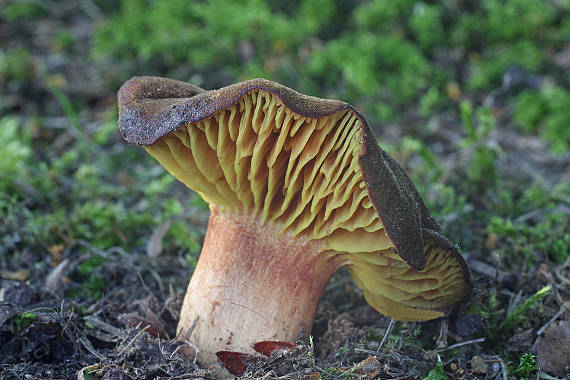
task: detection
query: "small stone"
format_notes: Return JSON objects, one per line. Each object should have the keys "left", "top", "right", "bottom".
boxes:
{"left": 2, "top": 282, "right": 36, "bottom": 306}
{"left": 102, "top": 366, "right": 127, "bottom": 380}
{"left": 366, "top": 341, "right": 380, "bottom": 350}
{"left": 484, "top": 233, "right": 499, "bottom": 249}
{"left": 470, "top": 355, "right": 487, "bottom": 374}
{"left": 506, "top": 328, "right": 534, "bottom": 353}
{"left": 532, "top": 320, "right": 570, "bottom": 377}
{"left": 360, "top": 356, "right": 381, "bottom": 373}
{"left": 0, "top": 269, "right": 29, "bottom": 282}
{"left": 500, "top": 273, "right": 520, "bottom": 291}
{"left": 450, "top": 314, "right": 487, "bottom": 337}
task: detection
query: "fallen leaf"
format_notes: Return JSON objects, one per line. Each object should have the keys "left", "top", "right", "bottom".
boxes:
{"left": 450, "top": 314, "right": 487, "bottom": 337}
{"left": 118, "top": 312, "right": 168, "bottom": 338}
{"left": 484, "top": 233, "right": 498, "bottom": 249}
{"left": 470, "top": 355, "right": 487, "bottom": 374}
{"left": 532, "top": 320, "right": 570, "bottom": 377}
{"left": 446, "top": 81, "right": 461, "bottom": 101}
{"left": 146, "top": 220, "right": 172, "bottom": 258}
{"left": 0, "top": 269, "right": 29, "bottom": 281}
{"left": 45, "top": 259, "right": 71, "bottom": 291}
{"left": 359, "top": 356, "right": 382, "bottom": 379}
{"left": 506, "top": 328, "right": 533, "bottom": 353}
{"left": 252, "top": 341, "right": 297, "bottom": 356}
{"left": 216, "top": 351, "right": 260, "bottom": 376}
{"left": 48, "top": 244, "right": 65, "bottom": 265}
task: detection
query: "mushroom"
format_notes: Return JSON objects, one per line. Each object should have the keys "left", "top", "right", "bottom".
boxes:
{"left": 118, "top": 77, "right": 471, "bottom": 369}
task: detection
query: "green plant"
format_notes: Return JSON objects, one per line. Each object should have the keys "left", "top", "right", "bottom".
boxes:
{"left": 482, "top": 0, "right": 556, "bottom": 43}
{"left": 498, "top": 285, "right": 550, "bottom": 333}
{"left": 51, "top": 31, "right": 76, "bottom": 53}
{"left": 308, "top": 32, "right": 432, "bottom": 121}
{"left": 64, "top": 255, "right": 110, "bottom": 300}
{"left": 513, "top": 353, "right": 537, "bottom": 379}
{"left": 320, "top": 362, "right": 363, "bottom": 379}
{"left": 0, "top": 48, "right": 33, "bottom": 82}
{"left": 474, "top": 286, "right": 550, "bottom": 349}
{"left": 467, "top": 41, "right": 543, "bottom": 91}
{"left": 514, "top": 86, "right": 570, "bottom": 153}
{"left": 476, "top": 290, "right": 500, "bottom": 329}
{"left": 168, "top": 220, "right": 201, "bottom": 255}
{"left": 0, "top": 117, "right": 31, "bottom": 193}
{"left": 419, "top": 86, "right": 445, "bottom": 117}
{"left": 1, "top": 2, "right": 46, "bottom": 21}
{"left": 335, "top": 345, "right": 349, "bottom": 357}
{"left": 409, "top": 3, "right": 444, "bottom": 51}
{"left": 92, "top": 0, "right": 337, "bottom": 76}
{"left": 452, "top": 0, "right": 560, "bottom": 90}
{"left": 488, "top": 181, "right": 570, "bottom": 265}
{"left": 12, "top": 312, "right": 37, "bottom": 334}
{"left": 489, "top": 213, "right": 569, "bottom": 264}
{"left": 424, "top": 356, "right": 450, "bottom": 380}
{"left": 459, "top": 101, "right": 499, "bottom": 186}
{"left": 91, "top": 0, "right": 568, "bottom": 129}
{"left": 48, "top": 84, "right": 100, "bottom": 155}
{"left": 307, "top": 335, "right": 315, "bottom": 364}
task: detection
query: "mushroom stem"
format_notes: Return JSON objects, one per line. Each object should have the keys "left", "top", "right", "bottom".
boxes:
{"left": 177, "top": 205, "right": 342, "bottom": 368}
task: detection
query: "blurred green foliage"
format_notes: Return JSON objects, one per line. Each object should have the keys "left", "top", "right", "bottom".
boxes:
{"left": 0, "top": 117, "right": 31, "bottom": 191}
{"left": 498, "top": 285, "right": 550, "bottom": 335}
{"left": 0, "top": 48, "right": 33, "bottom": 82}
{"left": 0, "top": 111, "right": 202, "bottom": 260}
{"left": 459, "top": 101, "right": 499, "bottom": 186}
{"left": 423, "top": 357, "right": 449, "bottom": 380}
{"left": 483, "top": 178, "right": 570, "bottom": 265}
{"left": 74, "top": 255, "right": 109, "bottom": 299}
{"left": 12, "top": 312, "right": 37, "bottom": 334}
{"left": 390, "top": 94, "right": 568, "bottom": 257}
{"left": 514, "top": 86, "right": 570, "bottom": 153}
{"left": 1, "top": 2, "right": 46, "bottom": 21}
{"left": 92, "top": 0, "right": 569, "bottom": 134}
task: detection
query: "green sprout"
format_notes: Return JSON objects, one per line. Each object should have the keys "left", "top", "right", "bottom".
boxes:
{"left": 513, "top": 353, "right": 537, "bottom": 378}
{"left": 13, "top": 311, "right": 37, "bottom": 334}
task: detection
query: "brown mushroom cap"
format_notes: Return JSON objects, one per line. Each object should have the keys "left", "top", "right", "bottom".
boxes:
{"left": 118, "top": 76, "right": 471, "bottom": 361}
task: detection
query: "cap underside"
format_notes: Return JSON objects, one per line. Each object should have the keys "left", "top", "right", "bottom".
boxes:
{"left": 143, "top": 88, "right": 470, "bottom": 320}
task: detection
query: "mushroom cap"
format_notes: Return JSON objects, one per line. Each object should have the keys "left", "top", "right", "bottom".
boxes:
{"left": 118, "top": 76, "right": 471, "bottom": 321}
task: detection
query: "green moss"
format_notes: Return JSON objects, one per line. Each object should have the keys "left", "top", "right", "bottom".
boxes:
{"left": 409, "top": 4, "right": 444, "bottom": 51}
{"left": 513, "top": 353, "right": 537, "bottom": 378}
{"left": 482, "top": 0, "right": 556, "bottom": 43}
{"left": 12, "top": 312, "right": 37, "bottom": 334}
{"left": 0, "top": 49, "right": 33, "bottom": 82}
{"left": 468, "top": 41, "right": 544, "bottom": 90}
{"left": 489, "top": 212, "right": 569, "bottom": 265}
{"left": 168, "top": 220, "right": 201, "bottom": 255}
{"left": 499, "top": 285, "right": 550, "bottom": 334}
{"left": 1, "top": 2, "right": 46, "bottom": 21}
{"left": 515, "top": 87, "right": 570, "bottom": 153}
{"left": 459, "top": 102, "right": 499, "bottom": 186}
{"left": 91, "top": 0, "right": 567, "bottom": 127}
{"left": 0, "top": 117, "right": 31, "bottom": 193}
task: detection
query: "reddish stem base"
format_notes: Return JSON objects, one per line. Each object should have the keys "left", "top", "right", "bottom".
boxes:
{"left": 177, "top": 205, "right": 340, "bottom": 371}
